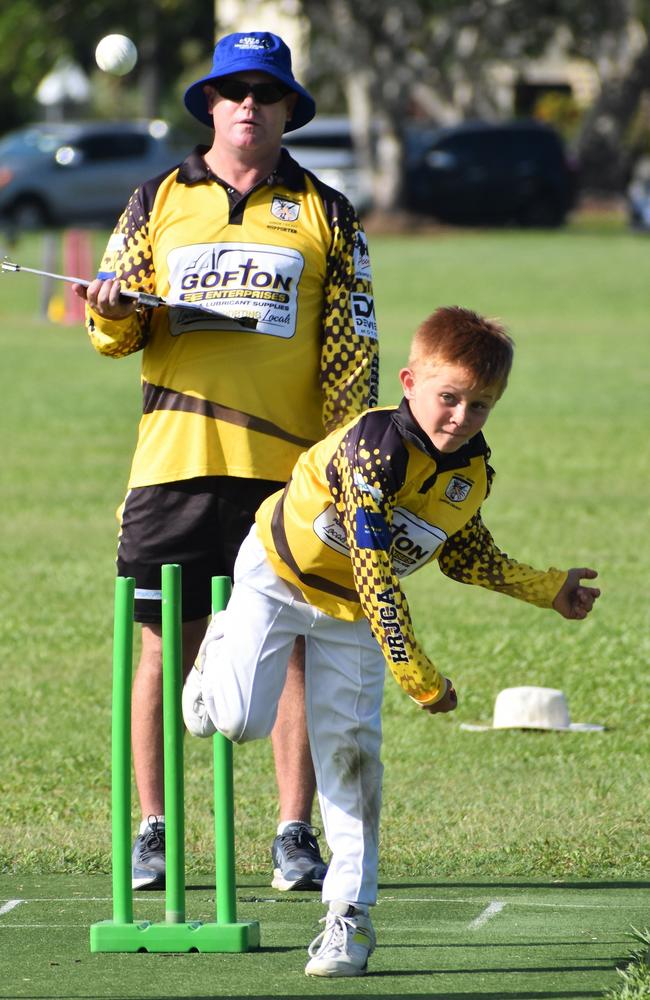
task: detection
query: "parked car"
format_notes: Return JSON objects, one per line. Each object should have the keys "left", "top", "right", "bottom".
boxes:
{"left": 282, "top": 116, "right": 374, "bottom": 214}
{"left": 405, "top": 119, "right": 578, "bottom": 227}
{"left": 0, "top": 119, "right": 188, "bottom": 230}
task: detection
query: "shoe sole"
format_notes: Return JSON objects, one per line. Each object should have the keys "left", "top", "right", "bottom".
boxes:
{"left": 305, "top": 962, "right": 368, "bottom": 977}
{"left": 271, "top": 869, "right": 324, "bottom": 892}
{"left": 132, "top": 875, "right": 166, "bottom": 890}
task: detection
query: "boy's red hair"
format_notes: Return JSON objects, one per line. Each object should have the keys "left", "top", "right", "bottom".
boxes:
{"left": 409, "top": 306, "right": 514, "bottom": 396}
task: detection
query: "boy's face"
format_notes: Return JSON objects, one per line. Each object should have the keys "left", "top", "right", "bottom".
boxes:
{"left": 399, "top": 361, "right": 499, "bottom": 453}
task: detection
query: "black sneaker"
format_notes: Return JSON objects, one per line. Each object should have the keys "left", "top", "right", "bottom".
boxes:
{"left": 271, "top": 822, "right": 327, "bottom": 891}
{"left": 131, "top": 817, "right": 165, "bottom": 890}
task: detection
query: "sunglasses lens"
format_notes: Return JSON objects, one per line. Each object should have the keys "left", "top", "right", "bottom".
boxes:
{"left": 216, "top": 80, "right": 249, "bottom": 102}
{"left": 253, "top": 83, "right": 289, "bottom": 103}
{"left": 216, "top": 79, "right": 290, "bottom": 104}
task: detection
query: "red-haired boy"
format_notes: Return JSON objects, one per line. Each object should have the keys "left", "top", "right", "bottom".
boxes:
{"left": 183, "top": 306, "right": 599, "bottom": 977}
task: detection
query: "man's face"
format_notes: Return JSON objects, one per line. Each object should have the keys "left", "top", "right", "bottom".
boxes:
{"left": 204, "top": 72, "right": 297, "bottom": 154}
{"left": 399, "top": 361, "right": 499, "bottom": 453}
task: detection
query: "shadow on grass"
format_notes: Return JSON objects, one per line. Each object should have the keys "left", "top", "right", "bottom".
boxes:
{"left": 8, "top": 992, "right": 608, "bottom": 999}
{"left": 378, "top": 880, "right": 650, "bottom": 891}
{"left": 368, "top": 962, "right": 615, "bottom": 975}
{"left": 434, "top": 940, "right": 626, "bottom": 949}
{"left": 185, "top": 879, "right": 650, "bottom": 903}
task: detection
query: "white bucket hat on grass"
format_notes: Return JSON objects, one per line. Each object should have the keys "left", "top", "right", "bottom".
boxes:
{"left": 460, "top": 686, "right": 604, "bottom": 732}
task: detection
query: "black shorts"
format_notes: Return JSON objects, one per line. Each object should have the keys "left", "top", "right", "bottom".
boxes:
{"left": 116, "top": 476, "right": 284, "bottom": 623}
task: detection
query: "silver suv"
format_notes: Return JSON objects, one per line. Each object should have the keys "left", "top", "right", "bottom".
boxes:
{"left": 283, "top": 116, "right": 373, "bottom": 214}
{"left": 0, "top": 119, "right": 186, "bottom": 230}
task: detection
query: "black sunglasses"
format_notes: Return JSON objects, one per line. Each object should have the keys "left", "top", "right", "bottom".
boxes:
{"left": 215, "top": 78, "right": 292, "bottom": 105}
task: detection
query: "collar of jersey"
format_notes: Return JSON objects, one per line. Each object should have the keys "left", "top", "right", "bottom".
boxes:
{"left": 176, "top": 146, "right": 307, "bottom": 192}
{"left": 392, "top": 397, "right": 487, "bottom": 470}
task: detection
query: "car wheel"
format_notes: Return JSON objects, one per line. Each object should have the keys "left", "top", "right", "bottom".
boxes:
{"left": 8, "top": 196, "right": 50, "bottom": 231}
{"left": 518, "top": 195, "right": 566, "bottom": 228}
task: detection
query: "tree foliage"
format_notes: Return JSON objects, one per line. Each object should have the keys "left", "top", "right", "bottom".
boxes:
{"left": 1, "top": 0, "right": 648, "bottom": 201}
{"left": 0, "top": 0, "right": 215, "bottom": 134}
{"left": 299, "top": 0, "right": 649, "bottom": 204}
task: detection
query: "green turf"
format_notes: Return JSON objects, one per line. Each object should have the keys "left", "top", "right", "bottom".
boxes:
{"left": 0, "top": 219, "right": 648, "bottom": 994}
{"left": 1, "top": 875, "right": 648, "bottom": 998}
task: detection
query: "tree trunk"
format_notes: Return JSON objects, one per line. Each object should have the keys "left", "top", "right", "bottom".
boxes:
{"left": 576, "top": 37, "right": 650, "bottom": 194}
{"left": 344, "top": 73, "right": 407, "bottom": 212}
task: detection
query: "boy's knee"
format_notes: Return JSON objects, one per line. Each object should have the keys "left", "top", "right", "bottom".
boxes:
{"left": 207, "top": 696, "right": 274, "bottom": 745}
{"left": 218, "top": 724, "right": 273, "bottom": 745}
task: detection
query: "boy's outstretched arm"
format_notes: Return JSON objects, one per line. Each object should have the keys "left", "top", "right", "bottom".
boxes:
{"left": 551, "top": 568, "right": 600, "bottom": 620}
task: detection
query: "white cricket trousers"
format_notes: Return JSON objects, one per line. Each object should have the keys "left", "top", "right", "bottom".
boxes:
{"left": 200, "top": 525, "right": 386, "bottom": 906}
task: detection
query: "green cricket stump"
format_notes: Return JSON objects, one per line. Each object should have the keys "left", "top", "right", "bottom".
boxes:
{"left": 90, "top": 566, "right": 260, "bottom": 953}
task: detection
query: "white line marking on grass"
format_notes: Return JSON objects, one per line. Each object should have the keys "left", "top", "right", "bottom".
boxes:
{"left": 1, "top": 924, "right": 90, "bottom": 929}
{"left": 379, "top": 895, "right": 631, "bottom": 910}
{"left": 3, "top": 897, "right": 141, "bottom": 903}
{"left": 0, "top": 900, "right": 23, "bottom": 917}
{"left": 468, "top": 900, "right": 506, "bottom": 929}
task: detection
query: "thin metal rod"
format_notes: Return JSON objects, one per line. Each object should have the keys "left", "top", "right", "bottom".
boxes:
{"left": 1, "top": 259, "right": 90, "bottom": 286}
{"left": 162, "top": 564, "right": 185, "bottom": 924}
{"left": 1, "top": 257, "right": 257, "bottom": 328}
{"left": 211, "top": 576, "right": 237, "bottom": 925}
{"left": 111, "top": 576, "right": 135, "bottom": 926}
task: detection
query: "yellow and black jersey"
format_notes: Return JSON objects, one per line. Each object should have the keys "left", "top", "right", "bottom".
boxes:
{"left": 256, "top": 399, "right": 567, "bottom": 705}
{"left": 86, "top": 146, "right": 379, "bottom": 487}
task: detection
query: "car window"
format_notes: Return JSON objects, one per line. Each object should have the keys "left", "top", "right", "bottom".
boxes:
{"left": 284, "top": 132, "right": 353, "bottom": 150}
{"left": 0, "top": 129, "right": 66, "bottom": 156}
{"left": 503, "top": 129, "right": 560, "bottom": 159}
{"left": 441, "top": 132, "right": 498, "bottom": 160}
{"left": 73, "top": 133, "right": 150, "bottom": 161}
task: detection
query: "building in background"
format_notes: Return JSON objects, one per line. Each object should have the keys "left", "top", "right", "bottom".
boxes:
{"left": 216, "top": 0, "right": 309, "bottom": 79}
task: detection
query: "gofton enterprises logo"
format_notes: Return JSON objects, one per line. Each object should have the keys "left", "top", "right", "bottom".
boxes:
{"left": 166, "top": 242, "right": 304, "bottom": 338}
{"left": 313, "top": 504, "right": 447, "bottom": 575}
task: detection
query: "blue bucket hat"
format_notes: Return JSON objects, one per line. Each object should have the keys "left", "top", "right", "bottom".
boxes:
{"left": 184, "top": 31, "right": 316, "bottom": 133}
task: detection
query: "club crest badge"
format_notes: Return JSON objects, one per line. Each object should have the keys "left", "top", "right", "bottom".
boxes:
{"left": 445, "top": 476, "right": 472, "bottom": 503}
{"left": 271, "top": 196, "right": 301, "bottom": 222}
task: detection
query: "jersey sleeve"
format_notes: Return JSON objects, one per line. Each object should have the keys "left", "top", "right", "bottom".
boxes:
{"left": 438, "top": 510, "right": 567, "bottom": 607}
{"left": 319, "top": 197, "right": 379, "bottom": 431}
{"left": 327, "top": 416, "right": 447, "bottom": 706}
{"left": 85, "top": 187, "right": 154, "bottom": 358}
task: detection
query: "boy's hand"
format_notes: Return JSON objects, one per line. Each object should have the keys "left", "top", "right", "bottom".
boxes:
{"left": 422, "top": 678, "right": 457, "bottom": 714}
{"left": 552, "top": 567, "right": 600, "bottom": 620}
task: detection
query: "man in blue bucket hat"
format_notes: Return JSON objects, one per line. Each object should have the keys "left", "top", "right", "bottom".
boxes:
{"left": 73, "top": 31, "right": 379, "bottom": 896}
{"left": 184, "top": 31, "right": 316, "bottom": 132}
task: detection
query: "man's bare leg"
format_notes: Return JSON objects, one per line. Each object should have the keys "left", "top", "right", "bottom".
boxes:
{"left": 270, "top": 637, "right": 327, "bottom": 890}
{"left": 130, "top": 617, "right": 207, "bottom": 888}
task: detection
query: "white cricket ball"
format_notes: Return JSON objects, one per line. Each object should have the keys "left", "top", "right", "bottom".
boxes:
{"left": 95, "top": 34, "right": 138, "bottom": 76}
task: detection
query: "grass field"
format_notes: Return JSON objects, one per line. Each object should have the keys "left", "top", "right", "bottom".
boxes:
{"left": 1, "top": 217, "right": 649, "bottom": 997}
{"left": 1, "top": 874, "right": 648, "bottom": 999}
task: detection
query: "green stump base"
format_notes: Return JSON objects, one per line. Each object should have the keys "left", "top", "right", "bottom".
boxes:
{"left": 90, "top": 918, "right": 261, "bottom": 953}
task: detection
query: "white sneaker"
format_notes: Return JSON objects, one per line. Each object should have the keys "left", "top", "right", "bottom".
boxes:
{"left": 181, "top": 613, "right": 225, "bottom": 738}
{"left": 305, "top": 900, "right": 376, "bottom": 977}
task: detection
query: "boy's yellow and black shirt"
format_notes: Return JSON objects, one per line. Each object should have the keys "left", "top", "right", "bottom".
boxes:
{"left": 256, "top": 400, "right": 567, "bottom": 706}
{"left": 86, "top": 147, "right": 379, "bottom": 487}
